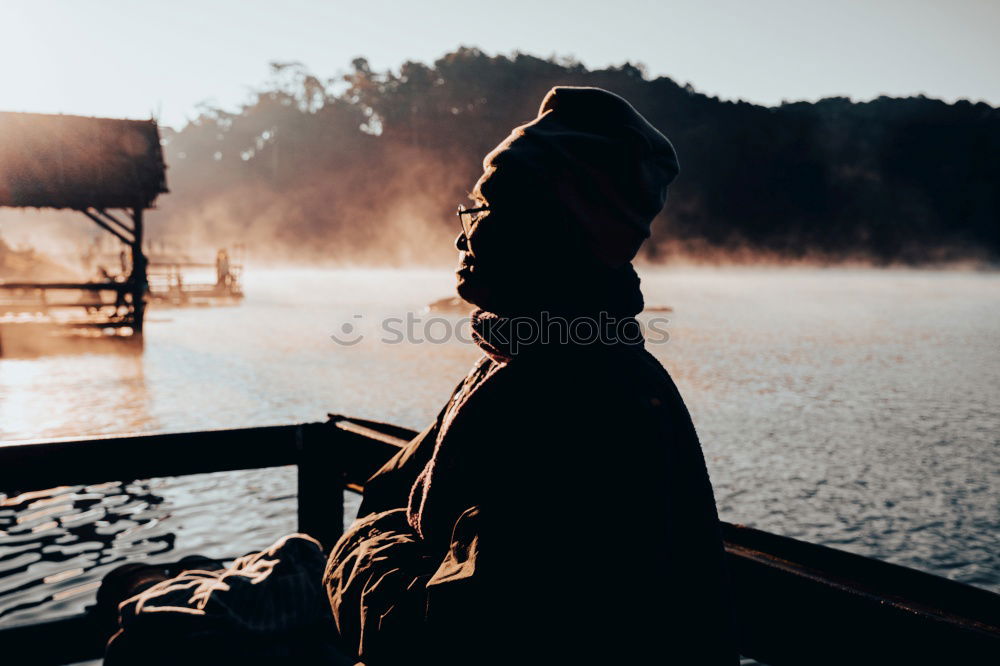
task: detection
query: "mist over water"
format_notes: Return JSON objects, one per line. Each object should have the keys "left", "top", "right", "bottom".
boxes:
{"left": 1, "top": 266, "right": 998, "bottom": 626}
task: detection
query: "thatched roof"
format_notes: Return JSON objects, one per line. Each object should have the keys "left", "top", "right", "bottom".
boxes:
{"left": 0, "top": 111, "right": 168, "bottom": 210}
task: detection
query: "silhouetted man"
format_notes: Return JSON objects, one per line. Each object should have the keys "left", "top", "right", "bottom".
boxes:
{"left": 325, "top": 86, "right": 736, "bottom": 665}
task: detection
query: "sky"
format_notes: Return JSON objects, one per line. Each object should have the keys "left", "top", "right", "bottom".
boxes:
{"left": 2, "top": 0, "right": 998, "bottom": 129}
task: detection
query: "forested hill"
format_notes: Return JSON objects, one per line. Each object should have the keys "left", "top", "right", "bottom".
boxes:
{"left": 157, "top": 47, "right": 1000, "bottom": 264}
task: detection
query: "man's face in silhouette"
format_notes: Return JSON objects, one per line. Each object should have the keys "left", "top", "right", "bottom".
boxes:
{"left": 454, "top": 162, "right": 593, "bottom": 315}
{"left": 454, "top": 192, "right": 491, "bottom": 308}
{"left": 454, "top": 208, "right": 503, "bottom": 311}
{"left": 454, "top": 167, "right": 538, "bottom": 313}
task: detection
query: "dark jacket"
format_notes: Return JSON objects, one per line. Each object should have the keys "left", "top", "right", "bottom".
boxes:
{"left": 324, "top": 342, "right": 737, "bottom": 664}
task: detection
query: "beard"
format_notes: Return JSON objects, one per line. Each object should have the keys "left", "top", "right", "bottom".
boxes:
{"left": 455, "top": 262, "right": 553, "bottom": 316}
{"left": 455, "top": 266, "right": 499, "bottom": 312}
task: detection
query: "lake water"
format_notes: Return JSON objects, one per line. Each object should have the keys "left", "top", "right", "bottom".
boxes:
{"left": 1, "top": 267, "right": 998, "bottom": 626}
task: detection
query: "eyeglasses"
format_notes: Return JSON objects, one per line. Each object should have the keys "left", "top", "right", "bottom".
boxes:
{"left": 456, "top": 203, "right": 491, "bottom": 239}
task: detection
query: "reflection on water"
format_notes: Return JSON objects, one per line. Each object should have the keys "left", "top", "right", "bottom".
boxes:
{"left": 0, "top": 481, "right": 171, "bottom": 621}
{"left": 0, "top": 350, "right": 154, "bottom": 437}
{"left": 1, "top": 267, "right": 998, "bottom": 626}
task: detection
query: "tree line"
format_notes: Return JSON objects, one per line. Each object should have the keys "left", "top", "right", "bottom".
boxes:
{"left": 157, "top": 47, "right": 1000, "bottom": 264}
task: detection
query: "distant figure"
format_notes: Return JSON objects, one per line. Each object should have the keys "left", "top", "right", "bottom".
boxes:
{"left": 325, "top": 87, "right": 737, "bottom": 664}
{"left": 215, "top": 248, "right": 231, "bottom": 289}
{"left": 85, "top": 266, "right": 110, "bottom": 314}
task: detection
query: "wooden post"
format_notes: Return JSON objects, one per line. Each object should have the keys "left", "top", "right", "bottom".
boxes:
{"left": 297, "top": 422, "right": 345, "bottom": 552}
{"left": 130, "top": 207, "right": 147, "bottom": 333}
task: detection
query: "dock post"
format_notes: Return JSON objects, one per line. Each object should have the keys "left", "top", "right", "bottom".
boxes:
{"left": 130, "top": 207, "right": 147, "bottom": 333}
{"left": 297, "top": 422, "right": 345, "bottom": 552}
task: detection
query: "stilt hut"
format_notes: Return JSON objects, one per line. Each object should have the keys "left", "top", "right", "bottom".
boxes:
{"left": 0, "top": 111, "right": 168, "bottom": 332}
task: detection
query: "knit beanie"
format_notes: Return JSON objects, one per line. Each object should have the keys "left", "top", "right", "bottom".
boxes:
{"left": 481, "top": 86, "right": 679, "bottom": 267}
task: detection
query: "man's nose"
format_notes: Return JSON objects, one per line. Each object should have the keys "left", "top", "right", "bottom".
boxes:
{"left": 455, "top": 233, "right": 469, "bottom": 252}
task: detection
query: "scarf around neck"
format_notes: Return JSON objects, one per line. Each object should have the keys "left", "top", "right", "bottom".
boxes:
{"left": 469, "top": 307, "right": 646, "bottom": 363}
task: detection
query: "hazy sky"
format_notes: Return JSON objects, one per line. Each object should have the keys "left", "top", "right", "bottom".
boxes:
{"left": 3, "top": 0, "right": 997, "bottom": 128}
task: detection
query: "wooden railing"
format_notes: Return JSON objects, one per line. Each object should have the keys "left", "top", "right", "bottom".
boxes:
{"left": 0, "top": 416, "right": 997, "bottom": 665}
{"left": 0, "top": 282, "right": 138, "bottom": 330}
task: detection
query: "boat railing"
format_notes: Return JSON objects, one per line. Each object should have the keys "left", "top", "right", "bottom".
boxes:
{"left": 0, "top": 416, "right": 997, "bottom": 665}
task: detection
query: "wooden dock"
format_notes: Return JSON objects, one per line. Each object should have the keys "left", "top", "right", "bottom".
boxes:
{"left": 0, "top": 281, "right": 138, "bottom": 330}
{"left": 147, "top": 259, "right": 244, "bottom": 305}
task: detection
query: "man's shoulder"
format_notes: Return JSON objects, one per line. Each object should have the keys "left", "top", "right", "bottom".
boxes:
{"left": 506, "top": 343, "right": 667, "bottom": 375}
{"left": 487, "top": 344, "right": 676, "bottom": 402}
